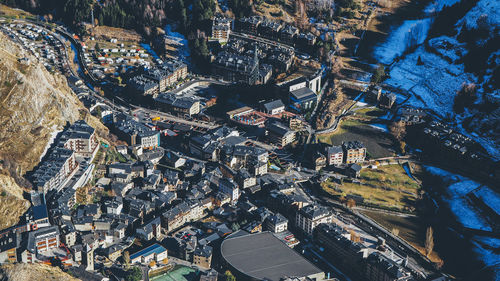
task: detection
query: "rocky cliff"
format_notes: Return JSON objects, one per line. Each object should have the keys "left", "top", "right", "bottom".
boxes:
{"left": 0, "top": 31, "right": 106, "bottom": 229}
{"left": 0, "top": 263, "right": 79, "bottom": 281}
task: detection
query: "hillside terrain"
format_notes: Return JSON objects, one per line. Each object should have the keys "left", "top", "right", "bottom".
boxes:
{"left": 0, "top": 263, "right": 79, "bottom": 281}
{"left": 377, "top": 0, "right": 500, "bottom": 159}
{"left": 0, "top": 31, "right": 107, "bottom": 229}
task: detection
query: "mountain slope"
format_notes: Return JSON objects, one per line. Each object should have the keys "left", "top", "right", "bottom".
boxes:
{"left": 0, "top": 31, "right": 107, "bottom": 229}
{"left": 0, "top": 263, "right": 80, "bottom": 281}
{"left": 380, "top": 0, "right": 500, "bottom": 159}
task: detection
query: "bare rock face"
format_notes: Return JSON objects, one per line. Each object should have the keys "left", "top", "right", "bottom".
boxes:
{"left": 0, "top": 32, "right": 106, "bottom": 229}
{"left": 0, "top": 263, "right": 80, "bottom": 281}
{"left": 0, "top": 32, "right": 82, "bottom": 174}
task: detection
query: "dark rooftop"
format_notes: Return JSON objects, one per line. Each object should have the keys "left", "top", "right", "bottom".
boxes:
{"left": 221, "top": 231, "right": 323, "bottom": 281}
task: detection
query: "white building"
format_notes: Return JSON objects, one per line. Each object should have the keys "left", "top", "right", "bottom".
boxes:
{"left": 295, "top": 205, "right": 333, "bottom": 236}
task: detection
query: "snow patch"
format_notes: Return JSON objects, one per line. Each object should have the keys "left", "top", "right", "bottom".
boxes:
{"left": 458, "top": 0, "right": 500, "bottom": 33}
{"left": 139, "top": 43, "right": 160, "bottom": 60}
{"left": 471, "top": 236, "right": 500, "bottom": 280}
{"left": 474, "top": 188, "right": 500, "bottom": 216}
{"left": 368, "top": 123, "right": 389, "bottom": 132}
{"left": 425, "top": 166, "right": 492, "bottom": 231}
{"left": 446, "top": 197, "right": 491, "bottom": 231}
{"left": 374, "top": 18, "right": 432, "bottom": 65}
{"left": 39, "top": 125, "right": 62, "bottom": 162}
{"left": 163, "top": 25, "right": 191, "bottom": 66}
{"left": 424, "top": 0, "right": 461, "bottom": 14}
{"left": 385, "top": 46, "right": 475, "bottom": 114}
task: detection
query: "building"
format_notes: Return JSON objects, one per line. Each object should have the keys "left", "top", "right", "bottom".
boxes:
{"left": 219, "top": 178, "right": 240, "bottom": 203}
{"left": 258, "top": 19, "right": 282, "bottom": 40}
{"left": 297, "top": 32, "right": 317, "bottom": 47}
{"left": 130, "top": 243, "right": 168, "bottom": 265}
{"left": 212, "top": 51, "right": 259, "bottom": 85}
{"left": 113, "top": 114, "right": 160, "bottom": 149}
{"left": 261, "top": 99, "right": 285, "bottom": 115}
{"left": 266, "top": 121, "right": 295, "bottom": 147}
{"left": 159, "top": 60, "right": 188, "bottom": 84}
{"left": 289, "top": 87, "right": 317, "bottom": 112}
{"left": 237, "top": 16, "right": 261, "bottom": 35}
{"left": 0, "top": 232, "right": 18, "bottom": 263}
{"left": 346, "top": 163, "right": 362, "bottom": 178}
{"left": 193, "top": 245, "right": 213, "bottom": 268}
{"left": 143, "top": 68, "right": 169, "bottom": 92}
{"left": 313, "top": 224, "right": 365, "bottom": 278}
{"left": 30, "top": 120, "right": 98, "bottom": 192}
{"left": 326, "top": 146, "right": 343, "bottom": 166}
{"left": 25, "top": 226, "right": 60, "bottom": 259}
{"left": 342, "top": 141, "right": 366, "bottom": 164}
{"left": 200, "top": 270, "right": 219, "bottom": 281}
{"left": 212, "top": 15, "right": 232, "bottom": 43}
{"left": 59, "top": 120, "right": 99, "bottom": 158}
{"left": 128, "top": 75, "right": 159, "bottom": 96}
{"left": 379, "top": 92, "right": 397, "bottom": 109}
{"left": 265, "top": 213, "right": 288, "bottom": 233}
{"left": 259, "top": 64, "right": 273, "bottom": 84}
{"left": 32, "top": 147, "right": 77, "bottom": 193}
{"left": 295, "top": 205, "right": 333, "bottom": 236}
{"left": 364, "top": 252, "right": 412, "bottom": 281}
{"left": 221, "top": 231, "right": 325, "bottom": 281}
{"left": 155, "top": 93, "right": 201, "bottom": 117}
{"left": 280, "top": 25, "right": 298, "bottom": 44}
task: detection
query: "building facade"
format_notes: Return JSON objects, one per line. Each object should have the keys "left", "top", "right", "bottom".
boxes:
{"left": 295, "top": 205, "right": 333, "bottom": 236}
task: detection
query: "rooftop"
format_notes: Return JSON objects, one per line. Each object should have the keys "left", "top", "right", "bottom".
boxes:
{"left": 130, "top": 243, "right": 167, "bottom": 260}
{"left": 221, "top": 231, "right": 323, "bottom": 281}
{"left": 290, "top": 87, "right": 316, "bottom": 101}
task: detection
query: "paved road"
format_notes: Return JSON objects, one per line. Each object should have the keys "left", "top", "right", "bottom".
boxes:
{"left": 230, "top": 31, "right": 295, "bottom": 51}
{"left": 22, "top": 19, "right": 222, "bottom": 131}
{"left": 132, "top": 106, "right": 219, "bottom": 130}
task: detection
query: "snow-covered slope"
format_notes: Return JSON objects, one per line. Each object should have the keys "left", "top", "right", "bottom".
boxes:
{"left": 378, "top": 0, "right": 500, "bottom": 160}
{"left": 426, "top": 166, "right": 500, "bottom": 280}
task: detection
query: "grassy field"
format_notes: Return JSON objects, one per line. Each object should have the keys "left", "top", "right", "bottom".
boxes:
{"left": 317, "top": 118, "right": 395, "bottom": 159}
{"left": 317, "top": 105, "right": 395, "bottom": 159}
{"left": 0, "top": 4, "right": 33, "bottom": 18}
{"left": 361, "top": 210, "right": 443, "bottom": 263}
{"left": 321, "top": 164, "right": 421, "bottom": 212}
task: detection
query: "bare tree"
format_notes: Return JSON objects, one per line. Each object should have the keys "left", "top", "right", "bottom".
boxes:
{"left": 346, "top": 198, "right": 356, "bottom": 208}
{"left": 425, "top": 226, "right": 434, "bottom": 258}
{"left": 123, "top": 251, "right": 130, "bottom": 269}
{"left": 392, "top": 228, "right": 400, "bottom": 236}
{"left": 389, "top": 121, "right": 406, "bottom": 141}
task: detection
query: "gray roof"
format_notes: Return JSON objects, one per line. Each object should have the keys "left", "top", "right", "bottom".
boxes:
{"left": 263, "top": 99, "right": 285, "bottom": 112}
{"left": 221, "top": 231, "right": 323, "bottom": 281}
{"left": 290, "top": 87, "right": 316, "bottom": 101}
{"left": 298, "top": 204, "right": 331, "bottom": 220}
{"left": 326, "top": 145, "right": 343, "bottom": 155}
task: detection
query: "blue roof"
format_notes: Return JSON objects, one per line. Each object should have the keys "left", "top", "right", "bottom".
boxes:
{"left": 130, "top": 244, "right": 167, "bottom": 260}
{"left": 32, "top": 205, "right": 48, "bottom": 220}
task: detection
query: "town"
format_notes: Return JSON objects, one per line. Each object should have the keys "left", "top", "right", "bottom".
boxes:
{"left": 0, "top": 1, "right": 499, "bottom": 281}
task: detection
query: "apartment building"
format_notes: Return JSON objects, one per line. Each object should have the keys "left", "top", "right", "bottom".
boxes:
{"left": 295, "top": 205, "right": 333, "bottom": 236}
{"left": 212, "top": 15, "right": 232, "bottom": 43}
{"left": 113, "top": 114, "right": 160, "bottom": 149}
{"left": 60, "top": 120, "right": 99, "bottom": 158}
{"left": 326, "top": 146, "right": 344, "bottom": 166}
{"left": 266, "top": 121, "right": 296, "bottom": 147}
{"left": 342, "top": 141, "right": 366, "bottom": 164}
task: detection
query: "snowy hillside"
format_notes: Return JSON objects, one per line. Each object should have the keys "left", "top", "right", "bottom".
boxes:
{"left": 426, "top": 166, "right": 500, "bottom": 280}
{"left": 376, "top": 0, "right": 500, "bottom": 160}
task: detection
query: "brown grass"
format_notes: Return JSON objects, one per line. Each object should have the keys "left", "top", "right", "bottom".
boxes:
{"left": 0, "top": 4, "right": 33, "bottom": 18}
{"left": 322, "top": 164, "right": 421, "bottom": 211}
{"left": 361, "top": 210, "right": 444, "bottom": 264}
